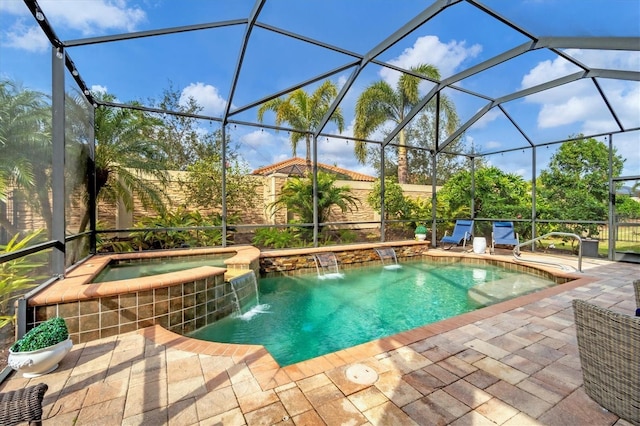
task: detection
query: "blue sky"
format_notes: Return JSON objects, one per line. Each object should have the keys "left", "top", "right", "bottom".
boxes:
{"left": 1, "top": 0, "right": 639, "bottom": 180}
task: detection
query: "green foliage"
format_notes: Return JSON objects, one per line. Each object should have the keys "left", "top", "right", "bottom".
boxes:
{"left": 11, "top": 317, "right": 68, "bottom": 352}
{"left": 367, "top": 178, "right": 413, "bottom": 222}
{"left": 0, "top": 79, "right": 52, "bottom": 236}
{"left": 353, "top": 64, "right": 459, "bottom": 183}
{"left": 414, "top": 225, "right": 427, "bottom": 234}
{"left": 616, "top": 196, "right": 640, "bottom": 219}
{"left": 252, "top": 227, "right": 303, "bottom": 249}
{"left": 336, "top": 228, "right": 357, "bottom": 244}
{"left": 409, "top": 197, "right": 432, "bottom": 224}
{"left": 538, "top": 136, "right": 624, "bottom": 236}
{"left": 0, "top": 230, "right": 47, "bottom": 329}
{"left": 257, "top": 80, "right": 344, "bottom": 162}
{"left": 269, "top": 172, "right": 360, "bottom": 238}
{"left": 129, "top": 207, "right": 232, "bottom": 250}
{"left": 151, "top": 83, "right": 211, "bottom": 169}
{"left": 181, "top": 154, "right": 259, "bottom": 213}
{"left": 440, "top": 165, "right": 528, "bottom": 213}
{"left": 93, "top": 91, "right": 170, "bottom": 213}
{"left": 317, "top": 227, "right": 359, "bottom": 246}
{"left": 95, "top": 223, "right": 135, "bottom": 253}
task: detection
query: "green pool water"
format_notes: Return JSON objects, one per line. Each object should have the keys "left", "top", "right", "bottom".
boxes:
{"left": 188, "top": 260, "right": 555, "bottom": 366}
{"left": 91, "top": 254, "right": 231, "bottom": 283}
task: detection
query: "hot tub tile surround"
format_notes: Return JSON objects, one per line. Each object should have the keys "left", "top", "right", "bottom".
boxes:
{"left": 25, "top": 241, "right": 578, "bottom": 347}
{"left": 26, "top": 246, "right": 261, "bottom": 344}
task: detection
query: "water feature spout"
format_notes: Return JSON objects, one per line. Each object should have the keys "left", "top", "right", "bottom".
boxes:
{"left": 313, "top": 252, "right": 343, "bottom": 279}
{"left": 375, "top": 248, "right": 402, "bottom": 270}
{"left": 228, "top": 271, "right": 260, "bottom": 315}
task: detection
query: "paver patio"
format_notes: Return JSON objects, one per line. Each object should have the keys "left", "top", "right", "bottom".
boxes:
{"left": 0, "top": 253, "right": 637, "bottom": 425}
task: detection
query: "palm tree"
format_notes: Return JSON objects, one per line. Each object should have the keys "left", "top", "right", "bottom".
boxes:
{"left": 257, "top": 80, "right": 345, "bottom": 166}
{"left": 268, "top": 171, "right": 359, "bottom": 235}
{"left": 354, "top": 64, "right": 458, "bottom": 184}
{"left": 0, "top": 79, "right": 51, "bottom": 236}
{"left": 74, "top": 92, "right": 171, "bottom": 235}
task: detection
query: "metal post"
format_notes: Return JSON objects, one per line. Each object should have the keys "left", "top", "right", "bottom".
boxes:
{"left": 89, "top": 105, "right": 97, "bottom": 254}
{"left": 607, "top": 134, "right": 614, "bottom": 260}
{"left": 470, "top": 156, "right": 475, "bottom": 219}
{"left": 312, "top": 135, "right": 320, "bottom": 247}
{"left": 380, "top": 144, "right": 386, "bottom": 242}
{"left": 221, "top": 124, "right": 228, "bottom": 247}
{"left": 531, "top": 146, "right": 537, "bottom": 252}
{"left": 433, "top": 94, "right": 441, "bottom": 246}
{"left": 51, "top": 46, "right": 66, "bottom": 275}
{"left": 431, "top": 152, "right": 437, "bottom": 246}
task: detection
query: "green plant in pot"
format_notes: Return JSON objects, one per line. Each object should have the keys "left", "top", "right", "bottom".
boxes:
{"left": 415, "top": 225, "right": 428, "bottom": 241}
{"left": 8, "top": 317, "right": 73, "bottom": 377}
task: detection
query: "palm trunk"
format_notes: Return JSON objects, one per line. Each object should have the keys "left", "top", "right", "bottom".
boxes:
{"left": 397, "top": 129, "right": 408, "bottom": 184}
{"left": 33, "top": 169, "right": 53, "bottom": 237}
{"left": 305, "top": 135, "right": 312, "bottom": 173}
{"left": 0, "top": 216, "right": 19, "bottom": 239}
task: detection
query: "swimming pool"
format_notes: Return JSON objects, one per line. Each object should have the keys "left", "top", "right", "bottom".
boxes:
{"left": 91, "top": 253, "right": 232, "bottom": 282}
{"left": 188, "top": 259, "right": 555, "bottom": 366}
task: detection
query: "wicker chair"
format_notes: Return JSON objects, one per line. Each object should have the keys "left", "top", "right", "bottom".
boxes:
{"left": 0, "top": 383, "right": 48, "bottom": 426}
{"left": 573, "top": 290, "right": 640, "bottom": 425}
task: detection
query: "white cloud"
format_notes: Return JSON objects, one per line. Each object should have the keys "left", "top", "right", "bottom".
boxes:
{"left": 613, "top": 132, "right": 640, "bottom": 177}
{"left": 1, "top": 0, "right": 146, "bottom": 52}
{"left": 241, "top": 129, "right": 276, "bottom": 150}
{"left": 0, "top": 1, "right": 26, "bottom": 14}
{"left": 38, "top": 0, "right": 146, "bottom": 35}
{"left": 522, "top": 50, "right": 639, "bottom": 132}
{"left": 91, "top": 84, "right": 108, "bottom": 94}
{"left": 537, "top": 94, "right": 600, "bottom": 128}
{"left": 563, "top": 48, "right": 640, "bottom": 72}
{"left": 474, "top": 108, "right": 501, "bottom": 129}
{"left": 484, "top": 140, "right": 502, "bottom": 150}
{"left": 3, "top": 20, "right": 49, "bottom": 52}
{"left": 337, "top": 74, "right": 349, "bottom": 90}
{"left": 180, "top": 82, "right": 228, "bottom": 117}
{"left": 521, "top": 56, "right": 580, "bottom": 89}
{"left": 380, "top": 35, "right": 482, "bottom": 88}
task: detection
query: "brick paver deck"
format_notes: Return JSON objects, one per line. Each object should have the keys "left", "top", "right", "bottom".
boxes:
{"left": 1, "top": 253, "right": 637, "bottom": 425}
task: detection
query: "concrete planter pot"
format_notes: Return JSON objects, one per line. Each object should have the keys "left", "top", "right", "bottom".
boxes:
{"left": 8, "top": 338, "right": 73, "bottom": 378}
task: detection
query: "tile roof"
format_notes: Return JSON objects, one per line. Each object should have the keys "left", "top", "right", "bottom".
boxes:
{"left": 251, "top": 157, "right": 375, "bottom": 182}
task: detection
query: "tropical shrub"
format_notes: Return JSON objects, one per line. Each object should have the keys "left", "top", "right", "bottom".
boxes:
{"left": 0, "top": 230, "right": 47, "bottom": 329}
{"left": 129, "top": 208, "right": 234, "bottom": 250}
{"left": 268, "top": 172, "right": 359, "bottom": 238}
{"left": 252, "top": 227, "right": 303, "bottom": 249}
{"left": 537, "top": 136, "right": 624, "bottom": 238}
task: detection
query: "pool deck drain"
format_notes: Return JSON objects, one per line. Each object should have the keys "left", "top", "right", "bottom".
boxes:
{"left": 345, "top": 363, "right": 379, "bottom": 385}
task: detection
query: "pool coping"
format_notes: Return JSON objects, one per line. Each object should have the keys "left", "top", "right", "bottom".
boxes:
{"left": 25, "top": 242, "right": 587, "bottom": 389}
{"left": 135, "top": 272, "right": 598, "bottom": 391}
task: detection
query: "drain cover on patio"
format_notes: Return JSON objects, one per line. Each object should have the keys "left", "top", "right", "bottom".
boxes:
{"left": 345, "top": 364, "right": 378, "bottom": 385}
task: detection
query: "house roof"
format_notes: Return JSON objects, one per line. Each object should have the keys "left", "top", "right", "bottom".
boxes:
{"left": 251, "top": 157, "right": 375, "bottom": 182}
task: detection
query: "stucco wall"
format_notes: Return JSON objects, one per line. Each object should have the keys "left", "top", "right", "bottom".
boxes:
{"left": 3, "top": 171, "right": 437, "bottom": 235}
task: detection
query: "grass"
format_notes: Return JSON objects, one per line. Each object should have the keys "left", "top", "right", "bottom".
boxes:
{"left": 536, "top": 237, "right": 640, "bottom": 256}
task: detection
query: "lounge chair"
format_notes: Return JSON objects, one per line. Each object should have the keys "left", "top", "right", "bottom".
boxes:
{"left": 491, "top": 221, "right": 519, "bottom": 253}
{"left": 440, "top": 220, "right": 473, "bottom": 250}
{"left": 572, "top": 284, "right": 640, "bottom": 425}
